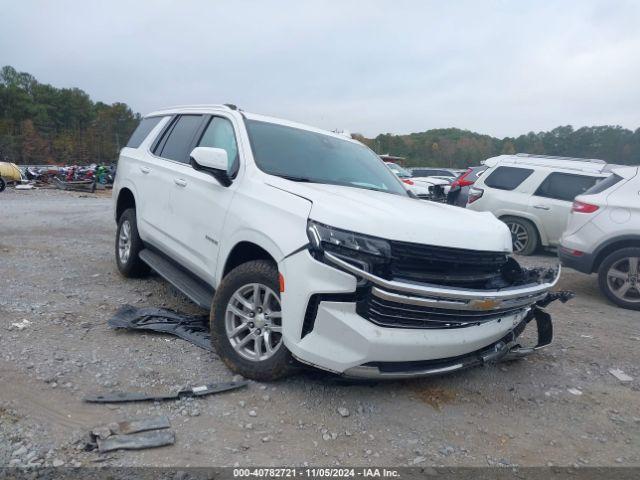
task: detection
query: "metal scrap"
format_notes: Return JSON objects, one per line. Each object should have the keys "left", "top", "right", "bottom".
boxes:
{"left": 97, "top": 430, "right": 175, "bottom": 453}
{"left": 84, "top": 380, "right": 248, "bottom": 403}
{"left": 108, "top": 304, "right": 212, "bottom": 351}
{"left": 85, "top": 416, "right": 175, "bottom": 453}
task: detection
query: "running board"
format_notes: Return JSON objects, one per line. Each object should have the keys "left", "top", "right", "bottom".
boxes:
{"left": 139, "top": 249, "right": 214, "bottom": 310}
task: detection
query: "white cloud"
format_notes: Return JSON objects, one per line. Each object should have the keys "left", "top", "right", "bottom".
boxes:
{"left": 1, "top": 0, "right": 639, "bottom": 137}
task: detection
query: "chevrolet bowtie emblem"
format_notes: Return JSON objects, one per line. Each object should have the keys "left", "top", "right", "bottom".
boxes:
{"left": 471, "top": 299, "right": 503, "bottom": 310}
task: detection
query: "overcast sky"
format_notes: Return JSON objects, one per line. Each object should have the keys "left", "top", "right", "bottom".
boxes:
{"left": 2, "top": 0, "right": 639, "bottom": 137}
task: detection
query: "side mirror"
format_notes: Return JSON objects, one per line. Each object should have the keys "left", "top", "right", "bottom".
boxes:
{"left": 190, "top": 147, "right": 231, "bottom": 186}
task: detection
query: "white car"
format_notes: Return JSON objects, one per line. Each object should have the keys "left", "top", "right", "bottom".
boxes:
{"left": 467, "top": 154, "right": 613, "bottom": 255}
{"left": 385, "top": 162, "right": 448, "bottom": 200}
{"left": 560, "top": 166, "right": 640, "bottom": 310}
{"left": 112, "top": 105, "right": 561, "bottom": 381}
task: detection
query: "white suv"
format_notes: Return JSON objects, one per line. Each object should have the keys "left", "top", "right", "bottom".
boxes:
{"left": 560, "top": 166, "right": 640, "bottom": 310}
{"left": 112, "top": 105, "right": 561, "bottom": 381}
{"left": 467, "top": 154, "right": 612, "bottom": 255}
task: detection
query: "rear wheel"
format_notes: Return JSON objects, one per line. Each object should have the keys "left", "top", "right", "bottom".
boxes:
{"left": 210, "top": 260, "right": 295, "bottom": 381}
{"left": 502, "top": 216, "right": 539, "bottom": 256}
{"left": 598, "top": 248, "right": 640, "bottom": 311}
{"left": 115, "top": 208, "right": 150, "bottom": 278}
{"left": 0, "top": 177, "right": 6, "bottom": 192}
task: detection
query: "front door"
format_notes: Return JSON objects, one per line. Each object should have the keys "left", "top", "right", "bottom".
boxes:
{"left": 170, "top": 115, "right": 241, "bottom": 285}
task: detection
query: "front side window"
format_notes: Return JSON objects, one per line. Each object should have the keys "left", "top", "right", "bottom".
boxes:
{"left": 156, "top": 115, "right": 203, "bottom": 163}
{"left": 534, "top": 172, "right": 601, "bottom": 202}
{"left": 484, "top": 166, "right": 534, "bottom": 191}
{"left": 246, "top": 120, "right": 407, "bottom": 195}
{"left": 198, "top": 117, "right": 239, "bottom": 175}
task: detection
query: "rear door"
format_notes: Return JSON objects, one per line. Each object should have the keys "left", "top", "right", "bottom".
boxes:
{"left": 527, "top": 172, "right": 603, "bottom": 245}
{"left": 169, "top": 114, "right": 241, "bottom": 284}
{"left": 146, "top": 114, "right": 205, "bottom": 256}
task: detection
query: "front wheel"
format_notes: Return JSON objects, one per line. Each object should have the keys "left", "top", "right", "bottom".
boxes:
{"left": 598, "top": 248, "right": 640, "bottom": 311}
{"left": 210, "top": 260, "right": 295, "bottom": 381}
{"left": 0, "top": 177, "right": 6, "bottom": 192}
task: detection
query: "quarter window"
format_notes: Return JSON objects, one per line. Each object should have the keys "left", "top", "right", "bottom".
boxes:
{"left": 534, "top": 172, "right": 601, "bottom": 202}
{"left": 126, "top": 117, "right": 163, "bottom": 148}
{"left": 156, "top": 115, "right": 203, "bottom": 163}
{"left": 197, "top": 117, "right": 239, "bottom": 175}
{"left": 484, "top": 166, "right": 534, "bottom": 191}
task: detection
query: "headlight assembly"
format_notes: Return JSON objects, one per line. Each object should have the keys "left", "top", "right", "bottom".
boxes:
{"left": 306, "top": 221, "right": 391, "bottom": 279}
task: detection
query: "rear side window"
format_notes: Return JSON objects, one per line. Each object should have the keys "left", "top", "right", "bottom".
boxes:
{"left": 126, "top": 117, "right": 163, "bottom": 148}
{"left": 534, "top": 172, "right": 601, "bottom": 202}
{"left": 583, "top": 174, "right": 623, "bottom": 195}
{"left": 156, "top": 115, "right": 203, "bottom": 163}
{"left": 484, "top": 166, "right": 534, "bottom": 191}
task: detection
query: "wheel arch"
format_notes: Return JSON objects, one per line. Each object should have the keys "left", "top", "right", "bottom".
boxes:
{"left": 115, "top": 187, "right": 136, "bottom": 223}
{"left": 593, "top": 235, "right": 640, "bottom": 273}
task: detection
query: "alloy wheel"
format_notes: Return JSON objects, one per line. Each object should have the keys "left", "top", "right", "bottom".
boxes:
{"left": 118, "top": 220, "right": 132, "bottom": 264}
{"left": 606, "top": 257, "right": 640, "bottom": 303}
{"left": 225, "top": 283, "right": 283, "bottom": 361}
{"left": 508, "top": 222, "right": 529, "bottom": 253}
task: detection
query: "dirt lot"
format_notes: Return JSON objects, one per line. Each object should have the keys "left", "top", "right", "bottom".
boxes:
{"left": 0, "top": 188, "right": 638, "bottom": 468}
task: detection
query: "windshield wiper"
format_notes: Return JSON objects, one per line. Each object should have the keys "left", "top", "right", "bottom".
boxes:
{"left": 276, "top": 174, "right": 315, "bottom": 183}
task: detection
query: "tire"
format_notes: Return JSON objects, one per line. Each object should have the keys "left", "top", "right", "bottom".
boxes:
{"left": 210, "top": 260, "right": 295, "bottom": 381}
{"left": 0, "top": 177, "right": 5, "bottom": 192}
{"left": 115, "top": 208, "right": 150, "bottom": 278}
{"left": 598, "top": 247, "right": 640, "bottom": 311}
{"left": 501, "top": 216, "right": 539, "bottom": 256}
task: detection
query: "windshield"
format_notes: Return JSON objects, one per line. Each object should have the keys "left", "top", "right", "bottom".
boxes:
{"left": 246, "top": 119, "right": 407, "bottom": 196}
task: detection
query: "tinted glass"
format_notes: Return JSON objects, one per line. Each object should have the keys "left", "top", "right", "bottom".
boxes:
{"left": 535, "top": 172, "right": 601, "bottom": 201}
{"left": 198, "top": 117, "right": 239, "bottom": 175}
{"left": 159, "top": 115, "right": 202, "bottom": 163}
{"left": 484, "top": 166, "right": 534, "bottom": 190}
{"left": 583, "top": 174, "right": 623, "bottom": 195}
{"left": 246, "top": 120, "right": 407, "bottom": 195}
{"left": 413, "top": 169, "right": 452, "bottom": 177}
{"left": 126, "top": 117, "right": 163, "bottom": 148}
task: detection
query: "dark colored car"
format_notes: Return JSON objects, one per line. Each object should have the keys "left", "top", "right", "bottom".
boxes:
{"left": 446, "top": 166, "right": 488, "bottom": 207}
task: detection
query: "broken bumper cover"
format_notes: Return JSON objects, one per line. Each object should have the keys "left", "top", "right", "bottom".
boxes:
{"left": 342, "top": 296, "right": 562, "bottom": 379}
{"left": 325, "top": 251, "right": 561, "bottom": 313}
{"left": 280, "top": 250, "right": 566, "bottom": 377}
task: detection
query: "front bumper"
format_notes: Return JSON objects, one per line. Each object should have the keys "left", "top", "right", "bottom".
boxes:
{"left": 279, "top": 250, "right": 561, "bottom": 376}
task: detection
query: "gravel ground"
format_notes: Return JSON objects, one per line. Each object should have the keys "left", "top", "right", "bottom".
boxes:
{"left": 0, "top": 188, "right": 638, "bottom": 468}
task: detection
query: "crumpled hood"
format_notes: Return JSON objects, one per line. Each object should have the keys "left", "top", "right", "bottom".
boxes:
{"left": 266, "top": 178, "right": 512, "bottom": 252}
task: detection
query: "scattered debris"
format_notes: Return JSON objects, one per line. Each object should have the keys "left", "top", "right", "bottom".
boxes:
{"left": 337, "top": 407, "right": 350, "bottom": 417}
{"left": 85, "top": 416, "right": 175, "bottom": 453}
{"left": 97, "top": 430, "right": 175, "bottom": 453}
{"left": 108, "top": 305, "right": 212, "bottom": 351}
{"left": 10, "top": 319, "right": 31, "bottom": 331}
{"left": 608, "top": 368, "right": 633, "bottom": 383}
{"left": 15, "top": 184, "right": 35, "bottom": 190}
{"left": 83, "top": 380, "right": 248, "bottom": 403}
{"left": 567, "top": 388, "right": 583, "bottom": 396}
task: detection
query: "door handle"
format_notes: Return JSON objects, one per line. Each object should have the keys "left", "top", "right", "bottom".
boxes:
{"left": 139, "top": 166, "right": 151, "bottom": 174}
{"left": 533, "top": 205, "right": 550, "bottom": 210}
{"left": 174, "top": 178, "right": 187, "bottom": 187}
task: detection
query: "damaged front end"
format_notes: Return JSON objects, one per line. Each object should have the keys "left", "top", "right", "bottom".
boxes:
{"left": 308, "top": 233, "right": 572, "bottom": 378}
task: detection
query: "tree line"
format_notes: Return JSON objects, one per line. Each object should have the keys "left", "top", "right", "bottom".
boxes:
{"left": 355, "top": 123, "right": 640, "bottom": 168}
{"left": 1, "top": 65, "right": 639, "bottom": 167}
{"left": 0, "top": 65, "right": 139, "bottom": 165}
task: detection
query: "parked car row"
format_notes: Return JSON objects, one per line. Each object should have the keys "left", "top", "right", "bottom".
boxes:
{"left": 383, "top": 154, "right": 638, "bottom": 311}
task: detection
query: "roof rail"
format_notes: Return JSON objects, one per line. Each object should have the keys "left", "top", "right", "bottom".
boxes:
{"left": 515, "top": 153, "right": 606, "bottom": 164}
{"left": 159, "top": 104, "right": 238, "bottom": 111}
